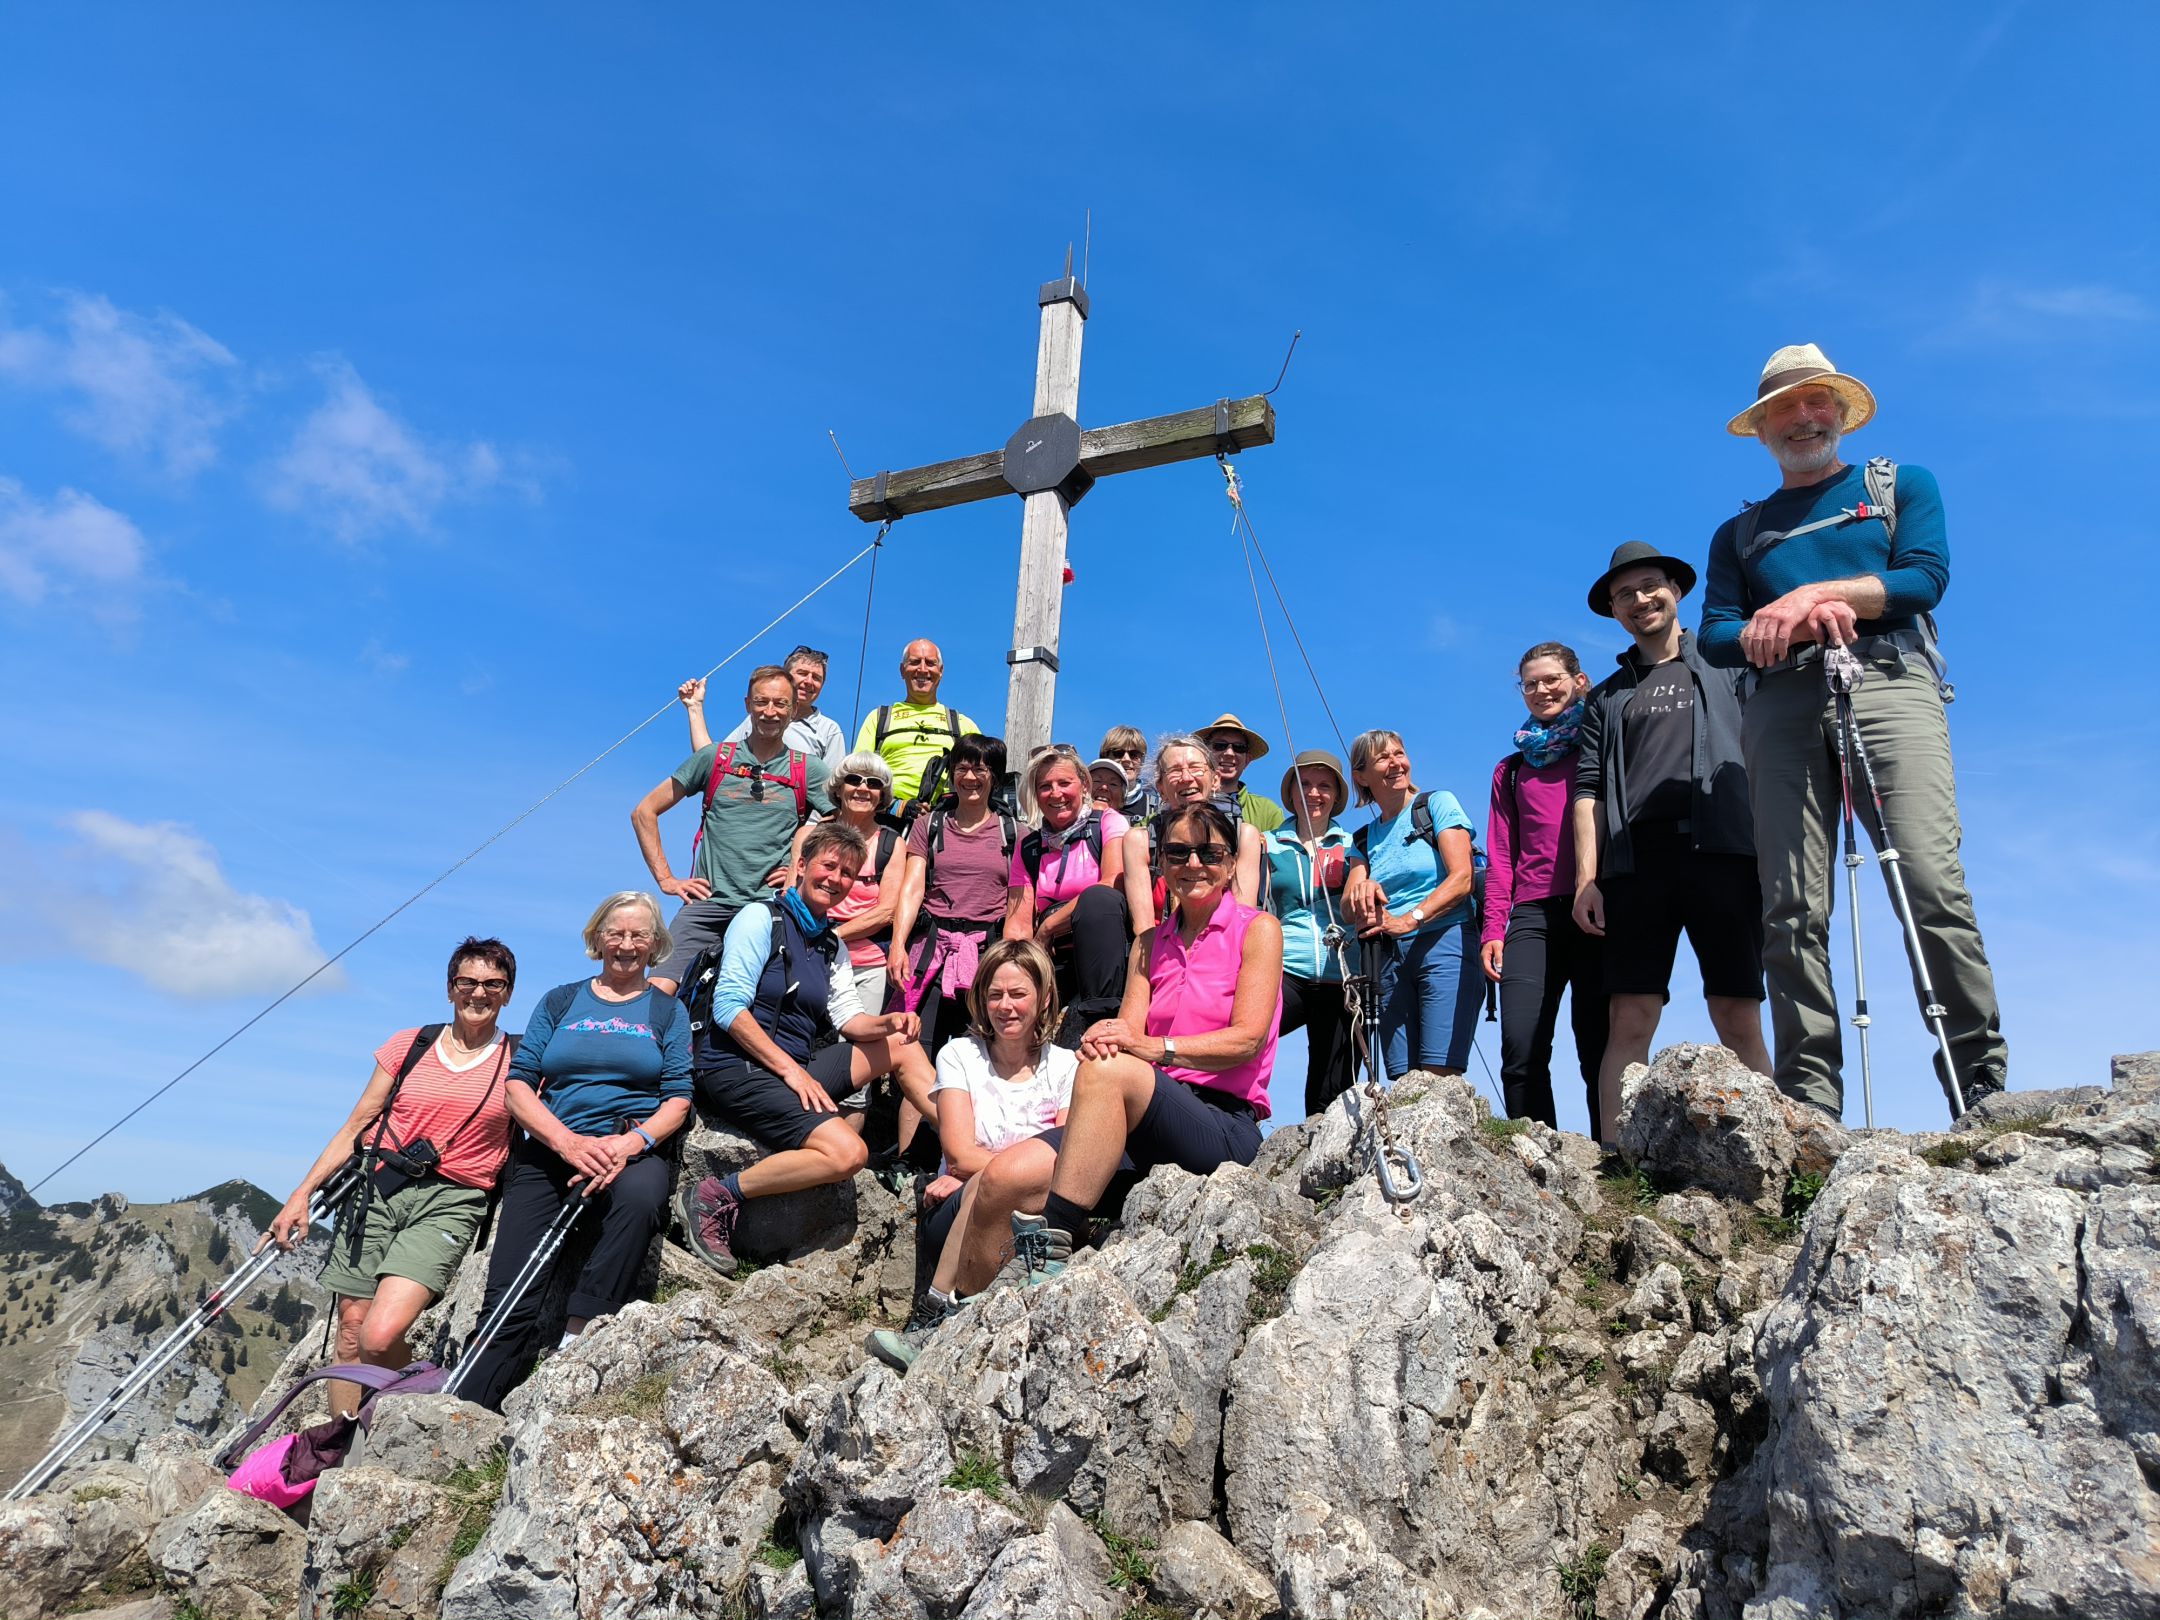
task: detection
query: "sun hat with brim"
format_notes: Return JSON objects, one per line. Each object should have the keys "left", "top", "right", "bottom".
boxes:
{"left": 1726, "top": 342, "right": 1877, "bottom": 438}
{"left": 1589, "top": 540, "right": 1698, "bottom": 618}
{"left": 1278, "top": 749, "right": 1350, "bottom": 819}
{"left": 1196, "top": 712, "right": 1270, "bottom": 762}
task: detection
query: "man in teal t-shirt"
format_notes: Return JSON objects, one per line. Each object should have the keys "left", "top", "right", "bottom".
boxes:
{"left": 634, "top": 664, "right": 832, "bottom": 990}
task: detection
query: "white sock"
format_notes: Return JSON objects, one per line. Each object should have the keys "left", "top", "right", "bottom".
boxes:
{"left": 926, "top": 1287, "right": 954, "bottom": 1309}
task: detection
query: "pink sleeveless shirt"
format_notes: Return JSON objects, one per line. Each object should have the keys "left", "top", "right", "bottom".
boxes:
{"left": 1145, "top": 891, "right": 1280, "bottom": 1118}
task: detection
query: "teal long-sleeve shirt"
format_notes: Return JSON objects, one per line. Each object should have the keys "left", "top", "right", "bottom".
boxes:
{"left": 1698, "top": 460, "right": 1949, "bottom": 668}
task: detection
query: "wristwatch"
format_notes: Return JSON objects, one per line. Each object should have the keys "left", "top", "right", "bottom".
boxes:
{"left": 1162, "top": 1036, "right": 1179, "bottom": 1064}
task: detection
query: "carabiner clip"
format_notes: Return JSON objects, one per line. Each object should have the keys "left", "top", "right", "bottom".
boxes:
{"left": 1375, "top": 1144, "right": 1423, "bottom": 1204}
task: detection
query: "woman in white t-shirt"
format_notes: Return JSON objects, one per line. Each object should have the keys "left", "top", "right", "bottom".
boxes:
{"left": 867, "top": 939, "right": 1074, "bottom": 1372}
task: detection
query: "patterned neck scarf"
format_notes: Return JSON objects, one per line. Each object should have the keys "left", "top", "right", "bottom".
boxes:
{"left": 1514, "top": 698, "right": 1586, "bottom": 769}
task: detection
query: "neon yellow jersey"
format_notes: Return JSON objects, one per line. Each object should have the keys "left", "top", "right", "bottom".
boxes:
{"left": 854, "top": 700, "right": 980, "bottom": 800}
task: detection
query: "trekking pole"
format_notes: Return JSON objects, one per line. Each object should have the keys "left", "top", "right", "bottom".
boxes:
{"left": 442, "top": 1190, "right": 590, "bottom": 1400}
{"left": 1824, "top": 647, "right": 1966, "bottom": 1119}
{"left": 1829, "top": 687, "right": 1878, "bottom": 1131}
{"left": 5, "top": 1163, "right": 362, "bottom": 1501}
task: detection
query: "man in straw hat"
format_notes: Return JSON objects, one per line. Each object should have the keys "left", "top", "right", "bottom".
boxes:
{"left": 1196, "top": 712, "right": 1286, "bottom": 834}
{"left": 1699, "top": 343, "right": 2006, "bottom": 1117}
{"left": 1572, "top": 543, "right": 1771, "bottom": 1148}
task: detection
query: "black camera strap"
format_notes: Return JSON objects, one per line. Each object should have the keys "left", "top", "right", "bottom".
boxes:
{"left": 345, "top": 1025, "right": 448, "bottom": 1266}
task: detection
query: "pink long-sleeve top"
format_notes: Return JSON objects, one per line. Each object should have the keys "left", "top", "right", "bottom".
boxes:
{"left": 1481, "top": 752, "right": 1582, "bottom": 945}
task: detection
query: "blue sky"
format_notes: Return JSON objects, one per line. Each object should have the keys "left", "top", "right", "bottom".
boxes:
{"left": 4, "top": 5, "right": 2155, "bottom": 1202}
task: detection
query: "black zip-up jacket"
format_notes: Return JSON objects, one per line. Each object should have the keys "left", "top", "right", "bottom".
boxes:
{"left": 1571, "top": 630, "right": 1753, "bottom": 877}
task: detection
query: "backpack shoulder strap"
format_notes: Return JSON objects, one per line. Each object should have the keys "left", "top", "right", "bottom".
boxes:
{"left": 999, "top": 811, "right": 1018, "bottom": 857}
{"left": 216, "top": 1362, "right": 423, "bottom": 1467}
{"left": 395, "top": 1025, "right": 444, "bottom": 1084}
{"left": 1019, "top": 827, "right": 1046, "bottom": 888}
{"left": 1351, "top": 821, "right": 1371, "bottom": 858}
{"left": 875, "top": 824, "right": 899, "bottom": 876}
{"left": 1084, "top": 813, "right": 1104, "bottom": 867}
{"left": 926, "top": 804, "right": 950, "bottom": 858}
{"left": 944, "top": 708, "right": 963, "bottom": 744}
{"left": 873, "top": 705, "right": 895, "bottom": 748}
{"left": 705, "top": 742, "right": 740, "bottom": 809}
{"left": 785, "top": 750, "right": 810, "bottom": 822}
{"left": 1410, "top": 790, "right": 1440, "bottom": 850}
{"left": 1864, "top": 456, "right": 1898, "bottom": 542}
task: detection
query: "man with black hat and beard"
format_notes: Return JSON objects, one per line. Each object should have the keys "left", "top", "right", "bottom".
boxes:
{"left": 1700, "top": 344, "right": 2005, "bottom": 1119}
{"left": 1572, "top": 541, "right": 1771, "bottom": 1146}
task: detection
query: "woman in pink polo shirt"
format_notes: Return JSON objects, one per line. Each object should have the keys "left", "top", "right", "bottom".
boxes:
{"left": 1008, "top": 801, "right": 1283, "bottom": 1277}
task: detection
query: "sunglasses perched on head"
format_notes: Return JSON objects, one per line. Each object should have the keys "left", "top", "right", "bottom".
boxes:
{"left": 1160, "top": 840, "right": 1233, "bottom": 868}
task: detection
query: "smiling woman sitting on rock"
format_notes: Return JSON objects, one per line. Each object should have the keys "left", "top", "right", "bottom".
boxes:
{"left": 678, "top": 823, "right": 940, "bottom": 1278}
{"left": 865, "top": 938, "right": 1077, "bottom": 1371}
{"left": 1011, "top": 800, "right": 1283, "bottom": 1281}
{"left": 455, "top": 893, "right": 692, "bottom": 1412}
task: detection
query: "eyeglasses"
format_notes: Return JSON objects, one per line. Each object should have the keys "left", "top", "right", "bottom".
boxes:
{"left": 602, "top": 929, "right": 654, "bottom": 945}
{"left": 1609, "top": 580, "right": 1672, "bottom": 607}
{"left": 451, "top": 976, "right": 510, "bottom": 996}
{"left": 1519, "top": 674, "right": 1575, "bottom": 693}
{"left": 1108, "top": 747, "right": 1145, "bottom": 760}
{"left": 1161, "top": 840, "right": 1233, "bottom": 868}
{"left": 838, "top": 773, "right": 885, "bottom": 791}
{"left": 1207, "top": 738, "right": 1249, "bottom": 755}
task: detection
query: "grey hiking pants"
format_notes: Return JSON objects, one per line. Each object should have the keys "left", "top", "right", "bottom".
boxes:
{"left": 1743, "top": 648, "right": 2007, "bottom": 1117}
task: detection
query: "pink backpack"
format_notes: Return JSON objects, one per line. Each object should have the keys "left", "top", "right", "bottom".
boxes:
{"left": 219, "top": 1361, "right": 448, "bottom": 1512}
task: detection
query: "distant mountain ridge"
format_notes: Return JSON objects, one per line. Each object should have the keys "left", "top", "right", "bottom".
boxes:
{"left": 0, "top": 1159, "right": 331, "bottom": 1488}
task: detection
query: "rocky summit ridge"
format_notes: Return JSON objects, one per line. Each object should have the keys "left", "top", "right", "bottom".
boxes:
{"left": 1, "top": 1044, "right": 2155, "bottom": 1620}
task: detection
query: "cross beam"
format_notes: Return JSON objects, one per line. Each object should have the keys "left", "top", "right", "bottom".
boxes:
{"left": 847, "top": 269, "right": 1276, "bottom": 757}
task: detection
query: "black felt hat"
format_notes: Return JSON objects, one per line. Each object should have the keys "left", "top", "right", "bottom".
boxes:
{"left": 1588, "top": 541, "right": 1698, "bottom": 618}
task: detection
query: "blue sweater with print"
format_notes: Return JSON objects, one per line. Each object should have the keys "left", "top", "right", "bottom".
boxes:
{"left": 511, "top": 982, "right": 691, "bottom": 1138}
{"left": 1699, "top": 460, "right": 1948, "bottom": 668}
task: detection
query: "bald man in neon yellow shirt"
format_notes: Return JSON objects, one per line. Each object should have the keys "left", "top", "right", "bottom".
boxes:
{"left": 855, "top": 638, "right": 980, "bottom": 803}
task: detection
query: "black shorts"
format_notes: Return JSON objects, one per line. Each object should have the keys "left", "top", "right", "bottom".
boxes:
{"left": 693, "top": 1042, "right": 861, "bottom": 1152}
{"left": 1600, "top": 824, "right": 1764, "bottom": 1002}
{"left": 1124, "top": 1070, "right": 1262, "bottom": 1179}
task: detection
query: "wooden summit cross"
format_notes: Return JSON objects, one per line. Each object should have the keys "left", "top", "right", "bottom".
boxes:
{"left": 849, "top": 257, "right": 1275, "bottom": 758}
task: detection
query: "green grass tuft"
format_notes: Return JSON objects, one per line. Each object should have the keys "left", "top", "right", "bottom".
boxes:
{"left": 331, "top": 1576, "right": 374, "bottom": 1615}
{"left": 1091, "top": 1518, "right": 1158, "bottom": 1592}
{"left": 1556, "top": 1541, "right": 1610, "bottom": 1620}
{"left": 1479, "top": 1115, "right": 1531, "bottom": 1148}
{"left": 756, "top": 1530, "right": 802, "bottom": 1570}
{"left": 944, "top": 1450, "right": 1006, "bottom": 1499}
{"left": 579, "top": 1370, "right": 671, "bottom": 1421}
{"left": 438, "top": 1446, "right": 510, "bottom": 1583}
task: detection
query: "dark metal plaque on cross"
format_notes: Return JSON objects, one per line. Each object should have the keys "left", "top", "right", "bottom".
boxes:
{"left": 847, "top": 265, "right": 1275, "bottom": 756}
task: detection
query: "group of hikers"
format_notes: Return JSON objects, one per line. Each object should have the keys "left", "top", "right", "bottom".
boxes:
{"left": 265, "top": 342, "right": 2007, "bottom": 1409}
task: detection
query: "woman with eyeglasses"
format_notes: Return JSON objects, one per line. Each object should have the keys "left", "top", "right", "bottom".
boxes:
{"left": 1097, "top": 725, "right": 1152, "bottom": 822}
{"left": 889, "top": 733, "right": 1016, "bottom": 1060}
{"left": 797, "top": 751, "right": 903, "bottom": 1012}
{"left": 1011, "top": 801, "right": 1283, "bottom": 1276}
{"left": 1120, "top": 734, "right": 1264, "bottom": 933}
{"left": 1484, "top": 643, "right": 1608, "bottom": 1135}
{"left": 454, "top": 892, "right": 693, "bottom": 1410}
{"left": 1006, "top": 744, "right": 1131, "bottom": 1042}
{"left": 265, "top": 937, "right": 520, "bottom": 1422}
{"left": 1343, "top": 731, "right": 1484, "bottom": 1083}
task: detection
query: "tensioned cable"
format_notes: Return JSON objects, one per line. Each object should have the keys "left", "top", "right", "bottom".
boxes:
{"left": 1222, "top": 458, "right": 1504, "bottom": 1110}
{"left": 1221, "top": 479, "right": 1351, "bottom": 760}
{"left": 25, "top": 537, "right": 885, "bottom": 1197}
{"left": 850, "top": 521, "right": 892, "bottom": 731}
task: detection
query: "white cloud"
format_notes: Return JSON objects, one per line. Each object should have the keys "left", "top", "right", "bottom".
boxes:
{"left": 264, "top": 360, "right": 513, "bottom": 539}
{"left": 55, "top": 811, "right": 345, "bottom": 999}
{"left": 0, "top": 476, "right": 148, "bottom": 609}
{"left": 0, "top": 292, "right": 240, "bottom": 476}
{"left": 1925, "top": 279, "right": 2153, "bottom": 348}
{"left": 360, "top": 637, "right": 411, "bottom": 675}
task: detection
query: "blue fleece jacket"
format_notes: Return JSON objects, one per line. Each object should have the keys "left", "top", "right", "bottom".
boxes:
{"left": 1699, "top": 460, "right": 1948, "bottom": 668}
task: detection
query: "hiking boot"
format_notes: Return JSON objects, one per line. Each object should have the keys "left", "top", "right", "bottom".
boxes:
{"left": 678, "top": 1176, "right": 742, "bottom": 1277}
{"left": 990, "top": 1212, "right": 1072, "bottom": 1290}
{"left": 864, "top": 1291, "right": 956, "bottom": 1373}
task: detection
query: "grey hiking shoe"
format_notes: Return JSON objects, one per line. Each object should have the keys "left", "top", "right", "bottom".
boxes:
{"left": 678, "top": 1176, "right": 741, "bottom": 1276}
{"left": 865, "top": 1291, "right": 956, "bottom": 1373}
{"left": 990, "top": 1212, "right": 1072, "bottom": 1290}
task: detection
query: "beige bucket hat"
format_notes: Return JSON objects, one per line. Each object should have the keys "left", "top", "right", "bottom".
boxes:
{"left": 1196, "top": 712, "right": 1270, "bottom": 762}
{"left": 1726, "top": 342, "right": 1877, "bottom": 438}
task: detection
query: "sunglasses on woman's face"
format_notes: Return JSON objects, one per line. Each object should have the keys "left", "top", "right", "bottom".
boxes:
{"left": 1161, "top": 840, "right": 1233, "bottom": 868}
{"left": 839, "top": 773, "right": 883, "bottom": 790}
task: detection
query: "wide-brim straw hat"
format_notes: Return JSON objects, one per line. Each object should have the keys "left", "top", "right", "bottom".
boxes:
{"left": 1279, "top": 749, "right": 1350, "bottom": 818}
{"left": 1726, "top": 342, "right": 1877, "bottom": 438}
{"left": 1196, "top": 712, "right": 1270, "bottom": 762}
{"left": 1589, "top": 540, "right": 1698, "bottom": 618}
